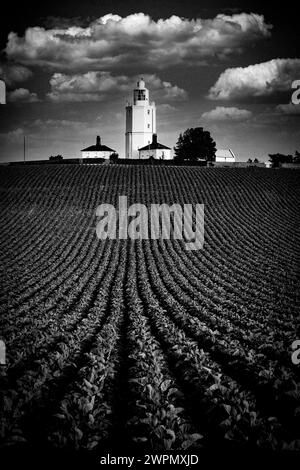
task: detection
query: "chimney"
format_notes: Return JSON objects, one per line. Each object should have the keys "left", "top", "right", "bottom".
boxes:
{"left": 96, "top": 135, "right": 101, "bottom": 147}
{"left": 152, "top": 134, "right": 158, "bottom": 145}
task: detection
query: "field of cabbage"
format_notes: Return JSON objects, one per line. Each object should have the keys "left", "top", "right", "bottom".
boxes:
{"left": 0, "top": 164, "right": 299, "bottom": 463}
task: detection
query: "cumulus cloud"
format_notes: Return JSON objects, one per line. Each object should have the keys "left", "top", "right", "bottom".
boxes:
{"left": 201, "top": 106, "right": 252, "bottom": 121}
{"left": 42, "top": 16, "right": 90, "bottom": 29}
{"left": 0, "top": 63, "right": 32, "bottom": 85}
{"left": 47, "top": 72, "right": 130, "bottom": 101}
{"left": 0, "top": 128, "right": 24, "bottom": 143}
{"left": 208, "top": 58, "right": 300, "bottom": 100}
{"left": 276, "top": 103, "right": 300, "bottom": 115}
{"left": 8, "top": 88, "right": 39, "bottom": 103}
{"left": 47, "top": 72, "right": 187, "bottom": 102}
{"left": 157, "top": 103, "right": 178, "bottom": 112}
{"left": 5, "top": 13, "right": 272, "bottom": 72}
{"left": 146, "top": 75, "right": 188, "bottom": 101}
{"left": 31, "top": 118, "right": 85, "bottom": 129}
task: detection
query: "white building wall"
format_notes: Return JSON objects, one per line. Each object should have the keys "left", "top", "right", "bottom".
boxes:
{"left": 126, "top": 104, "right": 156, "bottom": 158}
{"left": 81, "top": 150, "right": 114, "bottom": 159}
{"left": 215, "top": 155, "right": 235, "bottom": 162}
{"left": 139, "top": 148, "right": 172, "bottom": 160}
{"left": 215, "top": 149, "right": 236, "bottom": 162}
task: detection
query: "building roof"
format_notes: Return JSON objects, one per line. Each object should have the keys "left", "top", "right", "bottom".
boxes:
{"left": 81, "top": 135, "right": 115, "bottom": 152}
{"left": 139, "top": 134, "right": 170, "bottom": 151}
{"left": 215, "top": 149, "right": 236, "bottom": 160}
{"left": 81, "top": 144, "right": 115, "bottom": 152}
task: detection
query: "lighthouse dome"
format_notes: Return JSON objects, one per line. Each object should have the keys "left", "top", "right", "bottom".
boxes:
{"left": 137, "top": 78, "right": 145, "bottom": 89}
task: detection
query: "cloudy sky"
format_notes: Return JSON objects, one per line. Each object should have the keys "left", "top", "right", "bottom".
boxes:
{"left": 0, "top": 0, "right": 299, "bottom": 161}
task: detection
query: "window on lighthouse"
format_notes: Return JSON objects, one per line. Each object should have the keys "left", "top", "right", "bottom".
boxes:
{"left": 137, "top": 91, "right": 146, "bottom": 100}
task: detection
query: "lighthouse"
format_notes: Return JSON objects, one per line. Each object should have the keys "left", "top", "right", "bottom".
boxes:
{"left": 125, "top": 78, "right": 156, "bottom": 158}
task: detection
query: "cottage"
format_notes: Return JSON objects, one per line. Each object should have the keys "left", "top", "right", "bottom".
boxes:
{"left": 215, "top": 149, "right": 236, "bottom": 163}
{"left": 138, "top": 134, "right": 171, "bottom": 160}
{"left": 81, "top": 136, "right": 115, "bottom": 159}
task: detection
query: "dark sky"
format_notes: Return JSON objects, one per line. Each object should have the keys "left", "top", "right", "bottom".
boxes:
{"left": 0, "top": 0, "right": 299, "bottom": 161}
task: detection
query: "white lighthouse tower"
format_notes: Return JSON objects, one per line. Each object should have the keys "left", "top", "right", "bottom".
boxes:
{"left": 125, "top": 78, "right": 156, "bottom": 158}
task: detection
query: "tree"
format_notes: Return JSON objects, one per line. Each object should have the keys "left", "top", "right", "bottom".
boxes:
{"left": 269, "top": 153, "right": 293, "bottom": 167}
{"left": 293, "top": 151, "right": 300, "bottom": 164}
{"left": 247, "top": 158, "right": 253, "bottom": 163}
{"left": 174, "top": 127, "right": 216, "bottom": 162}
{"left": 110, "top": 152, "right": 119, "bottom": 162}
{"left": 254, "top": 158, "right": 259, "bottom": 163}
{"left": 49, "top": 154, "right": 63, "bottom": 161}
